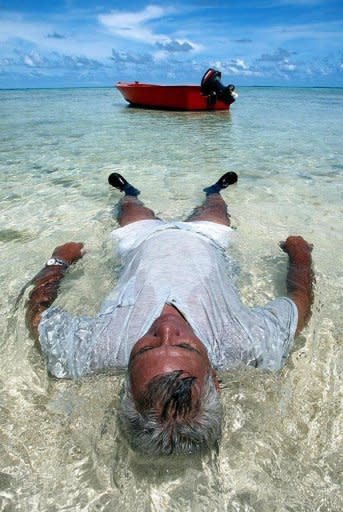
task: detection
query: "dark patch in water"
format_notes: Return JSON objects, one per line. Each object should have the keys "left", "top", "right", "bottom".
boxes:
{"left": 69, "top": 133, "right": 84, "bottom": 139}
{"left": 297, "top": 172, "right": 313, "bottom": 181}
{"left": 0, "top": 229, "right": 32, "bottom": 242}
{"left": 32, "top": 119, "right": 59, "bottom": 126}
{"left": 0, "top": 472, "right": 14, "bottom": 491}
{"left": 51, "top": 177, "right": 80, "bottom": 188}
{"left": 4, "top": 193, "right": 21, "bottom": 201}
{"left": 39, "top": 139, "right": 61, "bottom": 147}
{"left": 44, "top": 167, "right": 60, "bottom": 174}
{"left": 244, "top": 174, "right": 264, "bottom": 181}
{"left": 5, "top": 160, "right": 20, "bottom": 166}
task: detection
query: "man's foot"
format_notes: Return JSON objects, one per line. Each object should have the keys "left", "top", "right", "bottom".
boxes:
{"left": 108, "top": 172, "right": 140, "bottom": 197}
{"left": 203, "top": 171, "right": 238, "bottom": 195}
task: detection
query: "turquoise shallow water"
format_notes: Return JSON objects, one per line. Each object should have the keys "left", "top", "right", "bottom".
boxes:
{"left": 0, "top": 87, "right": 342, "bottom": 511}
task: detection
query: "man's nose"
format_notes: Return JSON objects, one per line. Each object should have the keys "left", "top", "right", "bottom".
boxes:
{"left": 154, "top": 321, "right": 180, "bottom": 343}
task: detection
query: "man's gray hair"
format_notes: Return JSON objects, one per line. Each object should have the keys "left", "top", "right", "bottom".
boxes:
{"left": 117, "top": 370, "right": 222, "bottom": 455}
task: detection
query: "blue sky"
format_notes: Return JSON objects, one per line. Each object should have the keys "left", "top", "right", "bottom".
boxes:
{"left": 0, "top": 1, "right": 342, "bottom": 88}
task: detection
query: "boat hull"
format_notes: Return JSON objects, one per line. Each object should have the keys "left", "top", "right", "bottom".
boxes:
{"left": 115, "top": 83, "right": 232, "bottom": 111}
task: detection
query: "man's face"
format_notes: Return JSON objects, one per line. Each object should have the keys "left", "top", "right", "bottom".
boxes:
{"left": 129, "top": 309, "right": 219, "bottom": 403}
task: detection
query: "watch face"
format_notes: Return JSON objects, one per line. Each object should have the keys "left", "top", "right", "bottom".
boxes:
{"left": 46, "top": 258, "right": 65, "bottom": 266}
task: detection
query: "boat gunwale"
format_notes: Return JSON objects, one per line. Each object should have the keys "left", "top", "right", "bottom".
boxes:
{"left": 116, "top": 83, "right": 203, "bottom": 90}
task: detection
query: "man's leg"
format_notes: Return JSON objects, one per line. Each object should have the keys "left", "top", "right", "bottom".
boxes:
{"left": 108, "top": 173, "right": 158, "bottom": 227}
{"left": 185, "top": 172, "right": 238, "bottom": 226}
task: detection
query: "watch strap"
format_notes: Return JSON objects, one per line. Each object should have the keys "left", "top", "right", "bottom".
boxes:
{"left": 45, "top": 257, "right": 69, "bottom": 268}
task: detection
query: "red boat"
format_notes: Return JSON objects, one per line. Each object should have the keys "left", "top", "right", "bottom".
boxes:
{"left": 115, "top": 69, "right": 237, "bottom": 111}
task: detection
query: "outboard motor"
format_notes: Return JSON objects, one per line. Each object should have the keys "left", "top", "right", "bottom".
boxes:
{"left": 200, "top": 68, "right": 237, "bottom": 106}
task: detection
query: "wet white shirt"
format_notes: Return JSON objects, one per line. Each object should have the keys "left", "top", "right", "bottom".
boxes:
{"left": 39, "top": 220, "right": 298, "bottom": 379}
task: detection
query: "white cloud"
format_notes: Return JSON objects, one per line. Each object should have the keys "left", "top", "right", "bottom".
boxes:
{"left": 98, "top": 5, "right": 170, "bottom": 44}
{"left": 258, "top": 48, "right": 296, "bottom": 62}
{"left": 0, "top": 13, "right": 50, "bottom": 44}
{"left": 23, "top": 55, "right": 35, "bottom": 67}
{"left": 23, "top": 52, "right": 44, "bottom": 67}
{"left": 156, "top": 40, "right": 195, "bottom": 53}
{"left": 280, "top": 60, "right": 296, "bottom": 71}
{"left": 0, "top": 11, "right": 113, "bottom": 60}
{"left": 99, "top": 5, "right": 166, "bottom": 28}
{"left": 210, "top": 59, "right": 262, "bottom": 77}
{"left": 110, "top": 49, "right": 153, "bottom": 65}
{"left": 232, "top": 58, "right": 249, "bottom": 70}
{"left": 98, "top": 3, "right": 199, "bottom": 56}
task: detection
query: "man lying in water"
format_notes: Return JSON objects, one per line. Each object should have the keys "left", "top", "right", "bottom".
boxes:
{"left": 25, "top": 172, "right": 314, "bottom": 455}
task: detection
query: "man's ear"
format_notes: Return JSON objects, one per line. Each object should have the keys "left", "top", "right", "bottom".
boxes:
{"left": 211, "top": 368, "right": 221, "bottom": 393}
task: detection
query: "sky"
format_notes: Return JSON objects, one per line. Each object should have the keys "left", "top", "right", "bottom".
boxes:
{"left": 0, "top": 1, "right": 342, "bottom": 88}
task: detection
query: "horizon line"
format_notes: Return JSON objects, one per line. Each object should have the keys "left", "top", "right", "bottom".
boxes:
{"left": 1, "top": 84, "right": 343, "bottom": 92}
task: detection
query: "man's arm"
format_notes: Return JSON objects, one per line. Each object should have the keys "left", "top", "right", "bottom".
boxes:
{"left": 280, "top": 236, "right": 314, "bottom": 335}
{"left": 25, "top": 242, "right": 84, "bottom": 346}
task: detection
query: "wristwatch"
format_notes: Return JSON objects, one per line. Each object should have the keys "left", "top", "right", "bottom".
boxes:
{"left": 45, "top": 257, "right": 69, "bottom": 267}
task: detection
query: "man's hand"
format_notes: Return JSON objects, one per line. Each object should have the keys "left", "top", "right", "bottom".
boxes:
{"left": 26, "top": 242, "right": 85, "bottom": 345}
{"left": 280, "top": 236, "right": 314, "bottom": 335}
{"left": 52, "top": 242, "right": 85, "bottom": 266}
{"left": 280, "top": 236, "right": 313, "bottom": 263}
